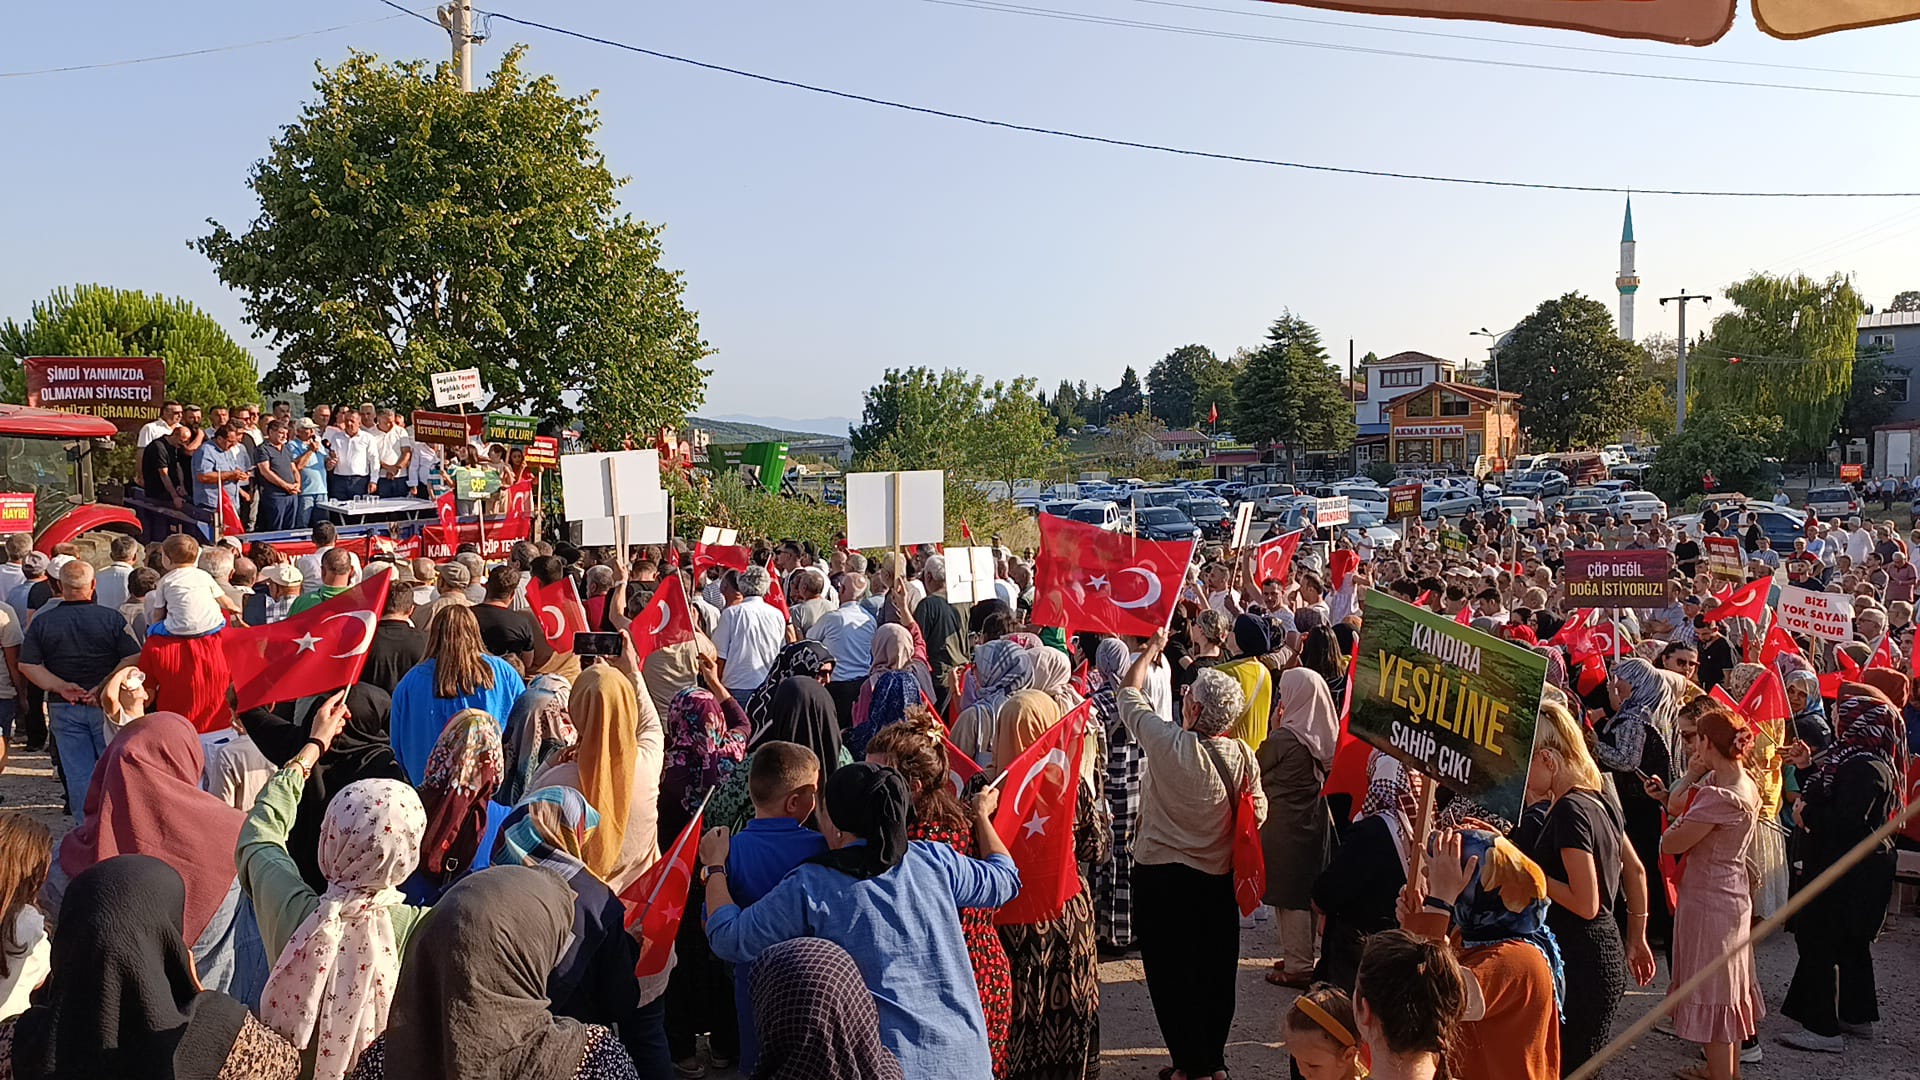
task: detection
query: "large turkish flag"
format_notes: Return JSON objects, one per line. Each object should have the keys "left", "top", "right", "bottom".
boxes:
{"left": 1031, "top": 514, "right": 1194, "bottom": 637}
{"left": 221, "top": 570, "right": 392, "bottom": 711}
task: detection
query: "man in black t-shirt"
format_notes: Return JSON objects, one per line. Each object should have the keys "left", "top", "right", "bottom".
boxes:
{"left": 1673, "top": 533, "right": 1702, "bottom": 579}
{"left": 139, "top": 425, "right": 193, "bottom": 539}
{"left": 472, "top": 564, "right": 541, "bottom": 670}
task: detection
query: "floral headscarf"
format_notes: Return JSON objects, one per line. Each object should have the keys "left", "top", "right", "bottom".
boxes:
{"left": 501, "top": 674, "right": 574, "bottom": 806}
{"left": 493, "top": 786, "right": 601, "bottom": 883}
{"left": 1806, "top": 693, "right": 1903, "bottom": 801}
{"left": 847, "top": 670, "right": 917, "bottom": 760}
{"left": 1359, "top": 751, "right": 1419, "bottom": 869}
{"left": 1449, "top": 829, "right": 1564, "bottom": 1011}
{"left": 664, "top": 688, "right": 749, "bottom": 818}
{"left": 418, "top": 710, "right": 504, "bottom": 881}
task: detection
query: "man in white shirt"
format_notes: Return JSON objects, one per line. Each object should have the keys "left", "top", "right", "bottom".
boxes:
{"left": 135, "top": 402, "right": 184, "bottom": 451}
{"left": 294, "top": 522, "right": 362, "bottom": 595}
{"left": 94, "top": 535, "right": 142, "bottom": 613}
{"left": 809, "top": 573, "right": 877, "bottom": 724}
{"left": 373, "top": 409, "right": 415, "bottom": 498}
{"left": 712, "top": 565, "right": 789, "bottom": 694}
{"left": 786, "top": 568, "right": 836, "bottom": 635}
{"left": 406, "top": 418, "right": 441, "bottom": 498}
{"left": 323, "top": 411, "right": 379, "bottom": 500}
{"left": 0, "top": 597, "right": 24, "bottom": 745}
{"left": 1847, "top": 518, "right": 1874, "bottom": 566}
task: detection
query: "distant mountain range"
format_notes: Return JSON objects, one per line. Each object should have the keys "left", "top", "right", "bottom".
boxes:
{"left": 693, "top": 413, "right": 853, "bottom": 443}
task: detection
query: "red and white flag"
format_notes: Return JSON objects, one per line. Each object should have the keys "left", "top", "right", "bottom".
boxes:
{"left": 621, "top": 796, "right": 707, "bottom": 978}
{"left": 1703, "top": 576, "right": 1769, "bottom": 624}
{"left": 992, "top": 700, "right": 1091, "bottom": 926}
{"left": 692, "top": 543, "right": 751, "bottom": 575}
{"left": 527, "top": 575, "right": 590, "bottom": 653}
{"left": 503, "top": 475, "right": 535, "bottom": 531}
{"left": 764, "top": 566, "right": 789, "bottom": 617}
{"left": 1208, "top": 402, "right": 1219, "bottom": 425}
{"left": 1452, "top": 603, "right": 1473, "bottom": 626}
{"left": 1031, "top": 514, "right": 1193, "bottom": 637}
{"left": 434, "top": 490, "right": 459, "bottom": 535}
{"left": 221, "top": 570, "right": 391, "bottom": 712}
{"left": 218, "top": 486, "right": 245, "bottom": 538}
{"left": 1324, "top": 634, "right": 1370, "bottom": 804}
{"left": 1759, "top": 622, "right": 1803, "bottom": 669}
{"left": 946, "top": 737, "right": 983, "bottom": 798}
{"left": 629, "top": 573, "right": 696, "bottom": 663}
{"left": 1252, "top": 528, "right": 1305, "bottom": 587}
{"left": 1869, "top": 633, "right": 1896, "bottom": 671}
{"left": 1709, "top": 667, "right": 1788, "bottom": 735}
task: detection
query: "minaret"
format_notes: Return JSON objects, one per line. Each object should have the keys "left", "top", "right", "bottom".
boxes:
{"left": 1616, "top": 197, "right": 1639, "bottom": 342}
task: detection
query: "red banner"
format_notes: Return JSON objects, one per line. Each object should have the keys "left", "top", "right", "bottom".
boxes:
{"left": 412, "top": 515, "right": 533, "bottom": 561}
{"left": 24, "top": 356, "right": 166, "bottom": 433}
{"left": 411, "top": 410, "right": 485, "bottom": 446}
{"left": 0, "top": 494, "right": 34, "bottom": 536}
{"left": 525, "top": 435, "right": 559, "bottom": 468}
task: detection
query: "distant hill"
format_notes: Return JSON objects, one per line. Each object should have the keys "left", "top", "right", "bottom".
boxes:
{"left": 692, "top": 416, "right": 843, "bottom": 444}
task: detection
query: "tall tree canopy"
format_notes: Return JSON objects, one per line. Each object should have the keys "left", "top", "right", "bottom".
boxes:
{"left": 1686, "top": 272, "right": 1866, "bottom": 460}
{"left": 1232, "top": 313, "right": 1354, "bottom": 468}
{"left": 1497, "top": 292, "right": 1645, "bottom": 451}
{"left": 1646, "top": 408, "right": 1783, "bottom": 503}
{"left": 1889, "top": 290, "right": 1920, "bottom": 313}
{"left": 196, "top": 49, "right": 709, "bottom": 447}
{"left": 0, "top": 285, "right": 259, "bottom": 408}
{"left": 1104, "top": 366, "right": 1144, "bottom": 420}
{"left": 1146, "top": 345, "right": 1214, "bottom": 428}
{"left": 851, "top": 367, "right": 1060, "bottom": 490}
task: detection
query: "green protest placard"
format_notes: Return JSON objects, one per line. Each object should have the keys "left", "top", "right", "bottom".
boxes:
{"left": 1440, "top": 529, "right": 1469, "bottom": 555}
{"left": 1351, "top": 589, "right": 1548, "bottom": 823}
{"left": 484, "top": 413, "right": 539, "bottom": 445}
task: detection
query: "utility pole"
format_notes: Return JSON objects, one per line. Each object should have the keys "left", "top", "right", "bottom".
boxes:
{"left": 1659, "top": 291, "right": 1711, "bottom": 435}
{"left": 437, "top": 0, "right": 476, "bottom": 90}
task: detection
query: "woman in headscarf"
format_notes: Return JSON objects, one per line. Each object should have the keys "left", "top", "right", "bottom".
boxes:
{"left": 0, "top": 857, "right": 299, "bottom": 1080}
{"left": 865, "top": 714, "right": 1013, "bottom": 1076}
{"left": 1027, "top": 646, "right": 1082, "bottom": 716}
{"left": 844, "top": 669, "right": 916, "bottom": 762}
{"left": 748, "top": 938, "right": 904, "bottom": 1080}
{"left": 1783, "top": 667, "right": 1831, "bottom": 751}
{"left": 252, "top": 771, "right": 428, "bottom": 1080}
{"left": 989, "top": 690, "right": 1111, "bottom": 1080}
{"left": 1086, "top": 637, "right": 1143, "bottom": 956}
{"left": 1779, "top": 691, "right": 1902, "bottom": 1053}
{"left": 1592, "top": 656, "right": 1681, "bottom": 953}
{"left": 406, "top": 709, "right": 505, "bottom": 903}
{"left": 389, "top": 605, "right": 524, "bottom": 784}
{"left": 40, "top": 713, "right": 260, "bottom": 1003}
{"left": 346, "top": 867, "right": 640, "bottom": 1080}
{"left": 1260, "top": 667, "right": 1338, "bottom": 989}
{"left": 659, "top": 657, "right": 750, "bottom": 1075}
{"left": 1312, "top": 750, "right": 1417, "bottom": 990}
{"left": 1215, "top": 614, "right": 1275, "bottom": 752}
{"left": 851, "top": 624, "right": 933, "bottom": 732}
{"left": 952, "top": 638, "right": 1034, "bottom": 771}
{"left": 709, "top": 670, "right": 849, "bottom": 834}
{"left": 499, "top": 674, "right": 575, "bottom": 806}
{"left": 744, "top": 640, "right": 834, "bottom": 733}
{"left": 492, "top": 788, "right": 663, "bottom": 1077}
{"left": 702, "top": 762, "right": 1022, "bottom": 1080}
{"left": 246, "top": 685, "right": 410, "bottom": 892}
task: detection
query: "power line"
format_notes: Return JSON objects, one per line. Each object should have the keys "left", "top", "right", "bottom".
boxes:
{"left": 917, "top": 0, "right": 1920, "bottom": 102}
{"left": 372, "top": 0, "right": 444, "bottom": 28}
{"left": 479, "top": 9, "right": 1920, "bottom": 198}
{"left": 0, "top": 13, "right": 418, "bottom": 78}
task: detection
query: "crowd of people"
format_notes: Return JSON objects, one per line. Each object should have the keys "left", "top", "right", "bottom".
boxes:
{"left": 0, "top": 480, "right": 1903, "bottom": 1080}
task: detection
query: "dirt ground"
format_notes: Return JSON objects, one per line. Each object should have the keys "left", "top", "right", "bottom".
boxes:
{"left": 9, "top": 746, "right": 1917, "bottom": 1080}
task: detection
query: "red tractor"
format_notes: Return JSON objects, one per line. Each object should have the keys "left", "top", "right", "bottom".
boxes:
{"left": 0, "top": 405, "right": 142, "bottom": 555}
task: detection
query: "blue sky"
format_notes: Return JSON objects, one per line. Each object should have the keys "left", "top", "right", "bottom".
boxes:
{"left": 7, "top": 0, "right": 1920, "bottom": 429}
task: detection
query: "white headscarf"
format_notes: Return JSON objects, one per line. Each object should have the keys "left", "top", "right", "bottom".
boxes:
{"left": 261, "top": 778, "right": 426, "bottom": 1080}
{"left": 1275, "top": 666, "right": 1340, "bottom": 769}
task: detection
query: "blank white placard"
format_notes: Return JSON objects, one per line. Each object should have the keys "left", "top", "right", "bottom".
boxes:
{"left": 560, "top": 449, "right": 660, "bottom": 522}
{"left": 578, "top": 489, "right": 669, "bottom": 546}
{"left": 846, "top": 470, "right": 944, "bottom": 549}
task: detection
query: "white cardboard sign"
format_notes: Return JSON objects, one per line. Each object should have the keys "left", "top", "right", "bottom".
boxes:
{"left": 1229, "top": 501, "right": 1256, "bottom": 549}
{"left": 1315, "top": 496, "right": 1351, "bottom": 528}
{"left": 699, "top": 526, "right": 739, "bottom": 546}
{"left": 1774, "top": 584, "right": 1853, "bottom": 642}
{"left": 560, "top": 449, "right": 660, "bottom": 523}
{"left": 846, "top": 470, "right": 945, "bottom": 550}
{"left": 944, "top": 545, "right": 998, "bottom": 605}
{"left": 430, "top": 368, "right": 485, "bottom": 407}
{"left": 578, "top": 488, "right": 669, "bottom": 546}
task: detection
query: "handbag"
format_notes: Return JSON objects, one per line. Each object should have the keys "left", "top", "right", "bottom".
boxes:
{"left": 1201, "top": 735, "right": 1267, "bottom": 917}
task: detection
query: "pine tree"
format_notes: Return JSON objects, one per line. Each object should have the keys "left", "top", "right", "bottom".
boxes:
{"left": 1232, "top": 313, "right": 1354, "bottom": 476}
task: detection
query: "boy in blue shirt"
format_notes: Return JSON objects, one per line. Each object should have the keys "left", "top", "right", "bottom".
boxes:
{"left": 722, "top": 741, "right": 831, "bottom": 1073}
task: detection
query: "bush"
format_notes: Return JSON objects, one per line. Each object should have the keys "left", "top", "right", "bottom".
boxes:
{"left": 1365, "top": 460, "right": 1398, "bottom": 485}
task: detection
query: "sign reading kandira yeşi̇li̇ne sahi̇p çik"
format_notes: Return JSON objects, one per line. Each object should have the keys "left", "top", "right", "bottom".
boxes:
{"left": 1349, "top": 589, "right": 1549, "bottom": 823}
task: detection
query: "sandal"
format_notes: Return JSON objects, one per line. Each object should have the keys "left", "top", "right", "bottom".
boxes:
{"left": 1265, "top": 969, "right": 1313, "bottom": 989}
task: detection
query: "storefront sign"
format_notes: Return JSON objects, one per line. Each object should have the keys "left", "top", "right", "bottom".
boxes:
{"left": 1702, "top": 535, "right": 1744, "bottom": 581}
{"left": 1394, "top": 423, "right": 1465, "bottom": 439}
{"left": 1561, "top": 549, "right": 1672, "bottom": 607}
{"left": 1387, "top": 484, "right": 1423, "bottom": 522}
{"left": 430, "top": 368, "right": 484, "bottom": 407}
{"left": 1840, "top": 463, "right": 1863, "bottom": 483}
{"left": 1775, "top": 584, "right": 1853, "bottom": 642}
{"left": 0, "top": 494, "right": 35, "bottom": 535}
{"left": 23, "top": 357, "right": 166, "bottom": 433}
{"left": 524, "top": 435, "right": 559, "bottom": 468}
{"left": 411, "top": 410, "right": 485, "bottom": 446}
{"left": 1351, "top": 590, "right": 1548, "bottom": 823}
{"left": 1314, "top": 496, "right": 1350, "bottom": 528}
{"left": 484, "top": 413, "right": 539, "bottom": 445}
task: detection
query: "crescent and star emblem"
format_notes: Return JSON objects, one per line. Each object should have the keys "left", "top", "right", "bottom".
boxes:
{"left": 541, "top": 604, "right": 568, "bottom": 640}
{"left": 1086, "top": 567, "right": 1162, "bottom": 610}
{"left": 1009, "top": 748, "right": 1072, "bottom": 838}
{"left": 318, "top": 610, "right": 377, "bottom": 659}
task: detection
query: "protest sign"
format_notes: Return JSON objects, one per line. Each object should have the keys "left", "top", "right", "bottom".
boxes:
{"left": 699, "top": 526, "right": 739, "bottom": 547}
{"left": 1840, "top": 463, "right": 1863, "bottom": 483}
{"left": 412, "top": 410, "right": 484, "bottom": 446}
{"left": 1387, "top": 484, "right": 1422, "bottom": 522}
{"left": 524, "top": 435, "right": 559, "bottom": 468}
{"left": 1703, "top": 534, "right": 1743, "bottom": 581}
{"left": 560, "top": 449, "right": 660, "bottom": 522}
{"left": 484, "top": 413, "right": 539, "bottom": 445}
{"left": 847, "top": 470, "right": 944, "bottom": 550}
{"left": 1350, "top": 589, "right": 1548, "bottom": 823}
{"left": 1228, "top": 501, "right": 1256, "bottom": 549}
{"left": 580, "top": 489, "right": 668, "bottom": 546}
{"left": 24, "top": 357, "right": 165, "bottom": 433}
{"left": 1440, "top": 528, "right": 1469, "bottom": 554}
{"left": 1774, "top": 584, "right": 1854, "bottom": 642}
{"left": 1562, "top": 549, "right": 1672, "bottom": 607}
{"left": 0, "top": 494, "right": 34, "bottom": 535}
{"left": 1314, "top": 496, "right": 1350, "bottom": 528}
{"left": 430, "top": 368, "right": 484, "bottom": 407}
{"left": 945, "top": 546, "right": 998, "bottom": 605}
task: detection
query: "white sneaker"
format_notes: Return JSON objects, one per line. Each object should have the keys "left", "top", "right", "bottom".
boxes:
{"left": 1779, "top": 1028, "right": 1845, "bottom": 1054}
{"left": 1703, "top": 1042, "right": 1763, "bottom": 1064}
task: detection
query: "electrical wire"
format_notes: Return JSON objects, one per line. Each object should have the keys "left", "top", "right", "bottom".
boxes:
{"left": 373, "top": 0, "right": 444, "bottom": 28}
{"left": 917, "top": 0, "right": 1920, "bottom": 102}
{"left": 479, "top": 9, "right": 1920, "bottom": 198}
{"left": 0, "top": 12, "right": 420, "bottom": 78}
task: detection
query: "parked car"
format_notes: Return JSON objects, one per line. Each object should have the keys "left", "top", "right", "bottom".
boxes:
{"left": 1342, "top": 510, "right": 1402, "bottom": 552}
{"left": 1131, "top": 488, "right": 1189, "bottom": 509}
{"left": 1496, "top": 496, "right": 1541, "bottom": 527}
{"left": 1421, "top": 487, "right": 1482, "bottom": 521}
{"left": 1178, "top": 497, "right": 1234, "bottom": 538}
{"left": 1244, "top": 484, "right": 1298, "bottom": 516}
{"left": 1591, "top": 479, "right": 1637, "bottom": 498}
{"left": 1312, "top": 484, "right": 1389, "bottom": 517}
{"left": 1805, "top": 486, "right": 1861, "bottom": 520}
{"left": 1506, "top": 470, "right": 1570, "bottom": 498}
{"left": 1556, "top": 494, "right": 1610, "bottom": 518}
{"left": 1067, "top": 500, "right": 1126, "bottom": 532}
{"left": 1036, "top": 499, "right": 1079, "bottom": 518}
{"left": 1606, "top": 491, "right": 1669, "bottom": 523}
{"left": 1133, "top": 505, "right": 1203, "bottom": 542}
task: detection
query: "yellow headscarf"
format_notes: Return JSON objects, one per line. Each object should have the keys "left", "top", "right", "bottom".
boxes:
{"left": 992, "top": 690, "right": 1060, "bottom": 780}
{"left": 570, "top": 666, "right": 639, "bottom": 880}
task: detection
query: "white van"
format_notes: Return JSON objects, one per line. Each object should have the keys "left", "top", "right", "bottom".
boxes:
{"left": 1066, "top": 500, "right": 1125, "bottom": 532}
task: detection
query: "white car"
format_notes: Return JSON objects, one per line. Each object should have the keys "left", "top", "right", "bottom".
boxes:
{"left": 1244, "top": 483, "right": 1298, "bottom": 516}
{"left": 1314, "top": 484, "right": 1388, "bottom": 518}
{"left": 1497, "top": 496, "right": 1542, "bottom": 527}
{"left": 1591, "top": 478, "right": 1636, "bottom": 498}
{"left": 1065, "top": 500, "right": 1125, "bottom": 532}
{"left": 1421, "top": 486, "right": 1482, "bottom": 521}
{"left": 1607, "top": 491, "right": 1669, "bottom": 523}
{"left": 1804, "top": 486, "right": 1861, "bottom": 520}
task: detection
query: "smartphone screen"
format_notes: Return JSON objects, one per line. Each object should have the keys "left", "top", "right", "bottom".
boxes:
{"left": 572, "top": 631, "right": 625, "bottom": 657}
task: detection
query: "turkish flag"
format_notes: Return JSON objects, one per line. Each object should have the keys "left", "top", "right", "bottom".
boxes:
{"left": 1709, "top": 666, "right": 1789, "bottom": 735}
{"left": 946, "top": 735, "right": 983, "bottom": 798}
{"left": 503, "top": 476, "right": 534, "bottom": 532}
{"left": 1453, "top": 604, "right": 1473, "bottom": 626}
{"left": 527, "top": 575, "right": 590, "bottom": 653}
{"left": 1252, "top": 529, "right": 1305, "bottom": 586}
{"left": 434, "top": 490, "right": 459, "bottom": 535}
{"left": 1551, "top": 608, "right": 1604, "bottom": 663}
{"left": 1869, "top": 633, "right": 1896, "bottom": 671}
{"left": 221, "top": 570, "right": 391, "bottom": 712}
{"left": 219, "top": 486, "right": 245, "bottom": 538}
{"left": 1759, "top": 622, "right": 1803, "bottom": 669}
{"left": 1324, "top": 635, "right": 1369, "bottom": 805}
{"left": 620, "top": 803, "right": 705, "bottom": 979}
{"left": 992, "top": 700, "right": 1090, "bottom": 925}
{"left": 764, "top": 567, "right": 789, "bottom": 618}
{"left": 692, "top": 543, "right": 751, "bottom": 574}
{"left": 1208, "top": 402, "right": 1219, "bottom": 425}
{"left": 629, "top": 573, "right": 696, "bottom": 663}
{"left": 1702, "top": 577, "right": 1769, "bottom": 624}
{"left": 1032, "top": 514, "right": 1193, "bottom": 637}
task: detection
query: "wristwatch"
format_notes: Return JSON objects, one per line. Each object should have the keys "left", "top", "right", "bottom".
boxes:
{"left": 699, "top": 865, "right": 727, "bottom": 884}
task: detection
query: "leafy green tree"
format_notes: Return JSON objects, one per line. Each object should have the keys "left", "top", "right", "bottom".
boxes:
{"left": 1095, "top": 412, "right": 1169, "bottom": 473}
{"left": 1145, "top": 345, "right": 1214, "bottom": 428}
{"left": 1496, "top": 292, "right": 1644, "bottom": 451}
{"left": 196, "top": 49, "right": 708, "bottom": 446}
{"left": 1890, "top": 290, "right": 1920, "bottom": 313}
{"left": 0, "top": 285, "right": 259, "bottom": 408}
{"left": 965, "top": 379, "right": 1063, "bottom": 492}
{"left": 851, "top": 367, "right": 1060, "bottom": 491}
{"left": 1842, "top": 345, "right": 1902, "bottom": 440}
{"left": 1685, "top": 272, "right": 1865, "bottom": 460}
{"left": 1193, "top": 355, "right": 1238, "bottom": 432}
{"left": 1105, "top": 366, "right": 1144, "bottom": 420}
{"left": 1646, "top": 408, "right": 1783, "bottom": 503}
{"left": 1232, "top": 313, "right": 1354, "bottom": 474}
{"left": 1049, "top": 379, "right": 1085, "bottom": 435}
